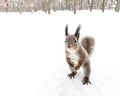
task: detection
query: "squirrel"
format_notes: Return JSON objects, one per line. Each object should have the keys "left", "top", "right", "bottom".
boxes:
{"left": 65, "top": 25, "right": 95, "bottom": 85}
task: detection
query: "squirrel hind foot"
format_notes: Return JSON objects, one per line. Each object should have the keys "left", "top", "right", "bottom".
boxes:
{"left": 82, "top": 77, "right": 91, "bottom": 85}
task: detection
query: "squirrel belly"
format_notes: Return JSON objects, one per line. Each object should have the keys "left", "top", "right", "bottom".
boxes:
{"left": 66, "top": 44, "right": 89, "bottom": 68}
{"left": 66, "top": 48, "right": 80, "bottom": 67}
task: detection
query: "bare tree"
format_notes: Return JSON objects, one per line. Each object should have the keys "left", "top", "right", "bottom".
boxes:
{"left": 0, "top": 0, "right": 119, "bottom": 13}
{"left": 4, "top": 0, "right": 9, "bottom": 12}
{"left": 88, "top": 0, "right": 94, "bottom": 11}
{"left": 74, "top": 0, "right": 76, "bottom": 14}
{"left": 115, "top": 0, "right": 120, "bottom": 11}
{"left": 102, "top": 0, "right": 105, "bottom": 12}
{"left": 48, "top": 0, "right": 51, "bottom": 14}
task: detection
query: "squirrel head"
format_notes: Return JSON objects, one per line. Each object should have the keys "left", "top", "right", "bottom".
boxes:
{"left": 65, "top": 24, "right": 81, "bottom": 50}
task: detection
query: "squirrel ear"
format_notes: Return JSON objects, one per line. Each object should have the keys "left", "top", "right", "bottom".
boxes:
{"left": 65, "top": 24, "right": 69, "bottom": 36}
{"left": 75, "top": 25, "right": 81, "bottom": 40}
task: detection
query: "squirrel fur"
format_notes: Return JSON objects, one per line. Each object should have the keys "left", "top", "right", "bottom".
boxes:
{"left": 65, "top": 25, "right": 95, "bottom": 85}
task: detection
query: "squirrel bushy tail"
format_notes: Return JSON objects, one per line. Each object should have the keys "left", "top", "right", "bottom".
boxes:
{"left": 81, "top": 36, "right": 95, "bottom": 56}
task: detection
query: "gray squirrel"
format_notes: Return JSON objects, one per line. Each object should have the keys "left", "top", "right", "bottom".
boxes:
{"left": 65, "top": 25, "right": 95, "bottom": 85}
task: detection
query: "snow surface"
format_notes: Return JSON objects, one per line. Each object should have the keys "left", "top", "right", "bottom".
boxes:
{"left": 0, "top": 11, "right": 120, "bottom": 96}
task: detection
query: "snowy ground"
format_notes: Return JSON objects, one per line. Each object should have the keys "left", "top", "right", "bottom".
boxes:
{"left": 0, "top": 10, "right": 120, "bottom": 96}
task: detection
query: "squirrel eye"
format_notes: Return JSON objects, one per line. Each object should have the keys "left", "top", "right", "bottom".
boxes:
{"left": 74, "top": 39, "right": 77, "bottom": 43}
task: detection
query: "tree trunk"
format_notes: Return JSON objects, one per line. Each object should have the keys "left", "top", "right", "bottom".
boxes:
{"left": 88, "top": 0, "right": 94, "bottom": 11}
{"left": 102, "top": 0, "right": 105, "bottom": 12}
{"left": 74, "top": 0, "right": 76, "bottom": 14}
{"left": 115, "top": 0, "right": 120, "bottom": 12}
{"left": 48, "top": 0, "right": 51, "bottom": 14}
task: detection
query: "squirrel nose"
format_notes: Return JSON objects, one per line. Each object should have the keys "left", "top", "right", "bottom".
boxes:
{"left": 68, "top": 45, "right": 70, "bottom": 48}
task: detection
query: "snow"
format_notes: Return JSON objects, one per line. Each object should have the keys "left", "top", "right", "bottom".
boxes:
{"left": 0, "top": 10, "right": 120, "bottom": 96}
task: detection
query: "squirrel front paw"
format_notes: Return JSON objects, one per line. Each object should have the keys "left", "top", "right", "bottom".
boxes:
{"left": 75, "top": 66, "right": 79, "bottom": 70}
{"left": 82, "top": 77, "right": 91, "bottom": 85}
{"left": 68, "top": 72, "right": 76, "bottom": 79}
{"left": 74, "top": 65, "right": 80, "bottom": 70}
